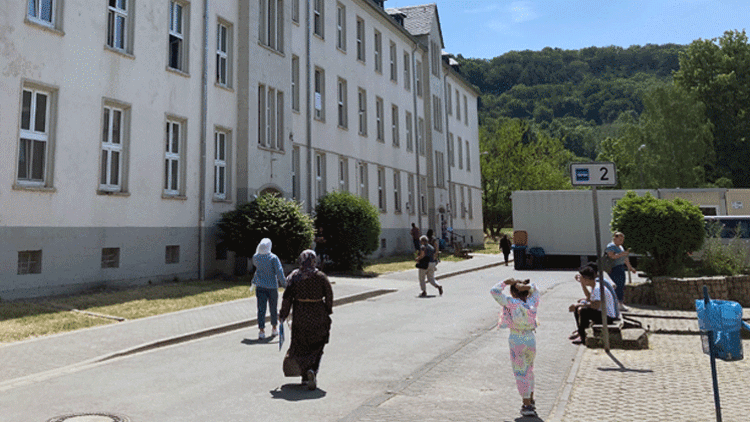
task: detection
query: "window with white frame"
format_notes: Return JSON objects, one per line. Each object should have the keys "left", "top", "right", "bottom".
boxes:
{"left": 313, "top": 0, "right": 324, "bottom": 38}
{"left": 315, "top": 152, "right": 326, "bottom": 200}
{"left": 358, "top": 88, "right": 367, "bottom": 135}
{"left": 466, "top": 139, "right": 471, "bottom": 171}
{"left": 464, "top": 95, "right": 468, "bottom": 125}
{"left": 375, "top": 97, "right": 384, "bottom": 142}
{"left": 17, "top": 86, "right": 54, "bottom": 186}
{"left": 448, "top": 132, "right": 456, "bottom": 167}
{"left": 18, "top": 250, "right": 42, "bottom": 275}
{"left": 258, "top": 85, "right": 285, "bottom": 151}
{"left": 292, "top": 0, "right": 299, "bottom": 23}
{"left": 27, "top": 0, "right": 58, "bottom": 28}
{"left": 403, "top": 51, "right": 411, "bottom": 91}
{"left": 337, "top": 78, "right": 348, "bottom": 128}
{"left": 407, "top": 173, "right": 415, "bottom": 215}
{"left": 100, "top": 103, "right": 129, "bottom": 192}
{"left": 374, "top": 30, "right": 382, "bottom": 73}
{"left": 356, "top": 17, "right": 365, "bottom": 62}
{"left": 377, "top": 167, "right": 386, "bottom": 212}
{"left": 292, "top": 146, "right": 300, "bottom": 200}
{"left": 214, "top": 129, "right": 230, "bottom": 199}
{"left": 419, "top": 176, "right": 427, "bottom": 215}
{"left": 468, "top": 188, "right": 473, "bottom": 219}
{"left": 168, "top": 1, "right": 189, "bottom": 72}
{"left": 456, "top": 89, "right": 461, "bottom": 121}
{"left": 164, "top": 118, "right": 184, "bottom": 196}
{"left": 415, "top": 60, "right": 422, "bottom": 97}
{"left": 391, "top": 104, "right": 399, "bottom": 147}
{"left": 450, "top": 183, "right": 457, "bottom": 217}
{"left": 107, "top": 0, "right": 131, "bottom": 53}
{"left": 216, "top": 21, "right": 232, "bottom": 87}
{"left": 431, "top": 41, "right": 440, "bottom": 76}
{"left": 358, "top": 162, "right": 368, "bottom": 200}
{"left": 291, "top": 55, "right": 300, "bottom": 111}
{"left": 435, "top": 151, "right": 445, "bottom": 188}
{"left": 259, "top": 0, "right": 284, "bottom": 52}
{"left": 102, "top": 247, "right": 120, "bottom": 268}
{"left": 405, "top": 111, "right": 413, "bottom": 152}
{"left": 393, "top": 170, "right": 401, "bottom": 213}
{"left": 460, "top": 186, "right": 466, "bottom": 218}
{"left": 314, "top": 68, "right": 325, "bottom": 121}
{"left": 447, "top": 83, "right": 452, "bottom": 115}
{"left": 417, "top": 117, "right": 425, "bottom": 156}
{"left": 336, "top": 3, "right": 346, "bottom": 51}
{"left": 433, "top": 95, "right": 442, "bottom": 132}
{"left": 338, "top": 157, "right": 349, "bottom": 192}
{"left": 389, "top": 42, "right": 397, "bottom": 82}
{"left": 457, "top": 136, "right": 463, "bottom": 169}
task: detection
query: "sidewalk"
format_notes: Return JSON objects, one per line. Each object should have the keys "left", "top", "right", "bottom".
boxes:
{"left": 0, "top": 253, "right": 505, "bottom": 392}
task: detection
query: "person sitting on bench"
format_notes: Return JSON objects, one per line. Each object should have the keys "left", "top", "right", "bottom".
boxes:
{"left": 569, "top": 264, "right": 617, "bottom": 345}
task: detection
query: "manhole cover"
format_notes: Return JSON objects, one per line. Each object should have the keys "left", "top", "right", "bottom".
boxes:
{"left": 47, "top": 414, "right": 130, "bottom": 422}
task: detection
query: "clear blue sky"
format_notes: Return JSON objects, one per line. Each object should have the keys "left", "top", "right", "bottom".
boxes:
{"left": 385, "top": 0, "right": 750, "bottom": 59}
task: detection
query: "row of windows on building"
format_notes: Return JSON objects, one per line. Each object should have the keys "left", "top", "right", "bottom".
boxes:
{"left": 296, "top": 151, "right": 475, "bottom": 219}
{"left": 17, "top": 245, "right": 181, "bottom": 275}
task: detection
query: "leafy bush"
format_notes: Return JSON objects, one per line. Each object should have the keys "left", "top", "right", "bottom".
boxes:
{"left": 610, "top": 191, "right": 705, "bottom": 276}
{"left": 217, "top": 194, "right": 314, "bottom": 263}
{"left": 314, "top": 191, "right": 381, "bottom": 271}
{"left": 697, "top": 221, "right": 748, "bottom": 276}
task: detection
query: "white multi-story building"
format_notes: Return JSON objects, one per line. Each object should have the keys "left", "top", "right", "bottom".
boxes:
{"left": 0, "top": 0, "right": 482, "bottom": 299}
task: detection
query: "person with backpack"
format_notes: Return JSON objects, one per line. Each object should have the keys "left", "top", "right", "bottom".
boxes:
{"left": 490, "top": 278, "right": 540, "bottom": 418}
{"left": 415, "top": 235, "right": 443, "bottom": 297}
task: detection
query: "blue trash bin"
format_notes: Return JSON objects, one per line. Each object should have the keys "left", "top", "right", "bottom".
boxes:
{"left": 696, "top": 299, "right": 744, "bottom": 361}
{"left": 512, "top": 245, "right": 527, "bottom": 270}
{"left": 528, "top": 247, "right": 545, "bottom": 269}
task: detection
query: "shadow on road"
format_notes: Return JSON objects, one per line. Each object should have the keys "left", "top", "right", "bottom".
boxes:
{"left": 241, "top": 337, "right": 277, "bottom": 345}
{"left": 270, "top": 384, "right": 327, "bottom": 401}
{"left": 597, "top": 350, "right": 654, "bottom": 373}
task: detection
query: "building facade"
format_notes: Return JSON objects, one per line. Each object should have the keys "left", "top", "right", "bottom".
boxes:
{"left": 0, "top": 0, "right": 482, "bottom": 299}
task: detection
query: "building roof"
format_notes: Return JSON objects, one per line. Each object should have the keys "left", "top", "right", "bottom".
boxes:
{"left": 386, "top": 3, "right": 443, "bottom": 47}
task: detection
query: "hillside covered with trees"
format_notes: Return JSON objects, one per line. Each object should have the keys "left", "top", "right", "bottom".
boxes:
{"left": 460, "top": 31, "right": 750, "bottom": 235}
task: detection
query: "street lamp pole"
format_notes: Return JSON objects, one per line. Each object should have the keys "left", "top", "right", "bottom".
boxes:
{"left": 638, "top": 144, "right": 646, "bottom": 189}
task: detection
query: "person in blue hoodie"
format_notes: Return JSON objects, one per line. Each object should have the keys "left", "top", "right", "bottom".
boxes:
{"left": 252, "top": 238, "right": 286, "bottom": 339}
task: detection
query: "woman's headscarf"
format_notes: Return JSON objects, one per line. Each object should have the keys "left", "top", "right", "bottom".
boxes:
{"left": 256, "top": 238, "right": 272, "bottom": 255}
{"left": 298, "top": 249, "right": 317, "bottom": 272}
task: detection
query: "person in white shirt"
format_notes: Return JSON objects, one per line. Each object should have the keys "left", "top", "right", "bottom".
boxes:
{"left": 569, "top": 264, "right": 617, "bottom": 344}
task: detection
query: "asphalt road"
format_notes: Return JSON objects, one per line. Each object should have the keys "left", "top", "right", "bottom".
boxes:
{"left": 3, "top": 265, "right": 581, "bottom": 422}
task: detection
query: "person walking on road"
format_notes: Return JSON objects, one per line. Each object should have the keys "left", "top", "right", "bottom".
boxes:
{"left": 251, "top": 238, "right": 286, "bottom": 340}
{"left": 499, "top": 234, "right": 512, "bottom": 266}
{"left": 410, "top": 223, "right": 421, "bottom": 251}
{"left": 415, "top": 235, "right": 442, "bottom": 297}
{"left": 279, "top": 250, "right": 334, "bottom": 390}
{"left": 605, "top": 232, "right": 636, "bottom": 311}
{"left": 490, "top": 278, "right": 540, "bottom": 418}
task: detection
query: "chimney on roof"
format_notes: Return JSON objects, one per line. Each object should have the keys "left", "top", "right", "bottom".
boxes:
{"left": 371, "top": 0, "right": 385, "bottom": 9}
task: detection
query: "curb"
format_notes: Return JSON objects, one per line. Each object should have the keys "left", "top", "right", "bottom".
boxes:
{"left": 435, "top": 260, "right": 505, "bottom": 280}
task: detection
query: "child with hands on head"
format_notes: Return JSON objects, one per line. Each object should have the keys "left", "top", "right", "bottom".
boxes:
{"left": 490, "top": 278, "right": 540, "bottom": 418}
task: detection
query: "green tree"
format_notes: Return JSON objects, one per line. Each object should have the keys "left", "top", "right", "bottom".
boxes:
{"left": 314, "top": 191, "right": 381, "bottom": 271}
{"left": 610, "top": 192, "right": 705, "bottom": 276}
{"left": 597, "top": 85, "right": 714, "bottom": 189}
{"left": 674, "top": 30, "right": 750, "bottom": 186}
{"left": 217, "top": 194, "right": 314, "bottom": 263}
{"left": 480, "top": 118, "right": 574, "bottom": 237}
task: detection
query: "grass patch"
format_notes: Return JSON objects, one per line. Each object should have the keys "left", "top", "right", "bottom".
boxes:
{"left": 0, "top": 278, "right": 254, "bottom": 344}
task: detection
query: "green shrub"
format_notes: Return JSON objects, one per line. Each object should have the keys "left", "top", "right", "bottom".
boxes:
{"left": 314, "top": 191, "right": 381, "bottom": 271}
{"left": 217, "top": 194, "right": 314, "bottom": 263}
{"left": 610, "top": 191, "right": 705, "bottom": 276}
{"left": 697, "top": 221, "right": 748, "bottom": 276}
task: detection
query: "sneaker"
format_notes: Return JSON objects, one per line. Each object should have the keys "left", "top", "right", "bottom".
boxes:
{"left": 571, "top": 338, "right": 584, "bottom": 345}
{"left": 306, "top": 369, "right": 317, "bottom": 391}
{"left": 618, "top": 302, "right": 629, "bottom": 312}
{"left": 258, "top": 331, "right": 266, "bottom": 340}
{"left": 271, "top": 328, "right": 279, "bottom": 336}
{"left": 568, "top": 332, "right": 580, "bottom": 340}
{"left": 437, "top": 285, "right": 443, "bottom": 296}
{"left": 419, "top": 291, "right": 428, "bottom": 297}
{"left": 520, "top": 405, "right": 537, "bottom": 417}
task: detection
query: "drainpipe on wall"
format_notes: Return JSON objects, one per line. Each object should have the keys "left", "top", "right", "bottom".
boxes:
{"left": 198, "top": 0, "right": 209, "bottom": 280}
{"left": 443, "top": 71, "right": 453, "bottom": 238}
{"left": 411, "top": 45, "right": 421, "bottom": 230}
{"left": 305, "top": 0, "right": 313, "bottom": 214}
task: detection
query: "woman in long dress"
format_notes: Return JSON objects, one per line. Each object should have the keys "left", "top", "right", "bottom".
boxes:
{"left": 279, "top": 250, "right": 333, "bottom": 390}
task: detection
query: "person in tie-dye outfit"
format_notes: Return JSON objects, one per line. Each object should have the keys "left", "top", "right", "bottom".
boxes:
{"left": 490, "top": 278, "right": 540, "bottom": 418}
